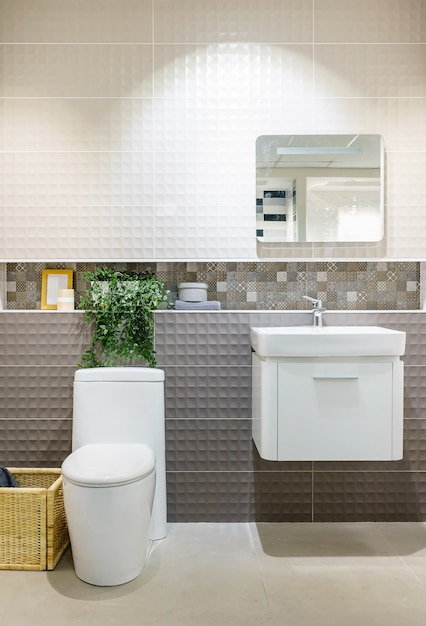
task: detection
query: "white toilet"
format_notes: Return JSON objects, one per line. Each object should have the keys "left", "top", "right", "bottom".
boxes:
{"left": 61, "top": 367, "right": 166, "bottom": 586}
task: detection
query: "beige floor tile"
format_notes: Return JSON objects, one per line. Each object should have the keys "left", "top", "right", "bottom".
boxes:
{"left": 1, "top": 523, "right": 426, "bottom": 626}
{"left": 260, "top": 564, "right": 426, "bottom": 626}
{"left": 0, "top": 550, "right": 98, "bottom": 625}
{"left": 0, "top": 569, "right": 97, "bottom": 626}
{"left": 377, "top": 522, "right": 426, "bottom": 556}
{"left": 401, "top": 556, "right": 426, "bottom": 586}
{"left": 93, "top": 523, "right": 272, "bottom": 625}
{"left": 252, "top": 522, "right": 400, "bottom": 558}
{"left": 251, "top": 523, "right": 426, "bottom": 626}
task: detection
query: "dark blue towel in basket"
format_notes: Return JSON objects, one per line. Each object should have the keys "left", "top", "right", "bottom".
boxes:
{"left": 0, "top": 466, "right": 20, "bottom": 487}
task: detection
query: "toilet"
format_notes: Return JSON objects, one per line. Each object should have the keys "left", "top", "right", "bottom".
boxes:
{"left": 61, "top": 367, "right": 166, "bottom": 586}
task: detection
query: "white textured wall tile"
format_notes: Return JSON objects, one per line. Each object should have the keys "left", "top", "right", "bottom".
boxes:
{"left": 0, "top": 0, "right": 425, "bottom": 261}
{"left": 153, "top": 44, "right": 314, "bottom": 99}
{"left": 314, "top": 98, "right": 426, "bottom": 151}
{"left": 315, "top": 44, "right": 426, "bottom": 98}
{"left": 0, "top": 152, "right": 154, "bottom": 206}
{"left": 154, "top": 149, "right": 252, "bottom": 207}
{"left": 314, "top": 0, "right": 426, "bottom": 43}
{"left": 386, "top": 151, "right": 426, "bottom": 207}
{"left": 154, "top": 205, "right": 256, "bottom": 259}
{"left": 0, "top": 0, "right": 153, "bottom": 43}
{"left": 1, "top": 206, "right": 154, "bottom": 260}
{"left": 0, "top": 98, "right": 153, "bottom": 151}
{"left": 154, "top": 0, "right": 313, "bottom": 44}
{"left": 154, "top": 97, "right": 314, "bottom": 151}
{"left": 386, "top": 205, "right": 426, "bottom": 258}
{"left": 0, "top": 45, "right": 153, "bottom": 97}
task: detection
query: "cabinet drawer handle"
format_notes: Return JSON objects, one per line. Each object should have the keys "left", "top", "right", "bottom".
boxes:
{"left": 313, "top": 376, "right": 359, "bottom": 381}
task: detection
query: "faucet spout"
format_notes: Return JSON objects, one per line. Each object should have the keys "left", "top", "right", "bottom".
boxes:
{"left": 303, "top": 295, "right": 322, "bottom": 309}
{"left": 303, "top": 295, "right": 326, "bottom": 327}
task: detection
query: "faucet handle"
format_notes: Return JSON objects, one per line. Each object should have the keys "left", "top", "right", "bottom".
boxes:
{"left": 303, "top": 295, "right": 322, "bottom": 309}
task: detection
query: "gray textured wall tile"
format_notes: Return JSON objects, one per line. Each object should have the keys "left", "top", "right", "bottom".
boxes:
{"left": 167, "top": 469, "right": 313, "bottom": 522}
{"left": 1, "top": 310, "right": 426, "bottom": 522}
{"left": 0, "top": 365, "right": 74, "bottom": 419}
{"left": 0, "top": 312, "right": 90, "bottom": 366}
{"left": 253, "top": 471, "right": 313, "bottom": 522}
{"left": 166, "top": 418, "right": 253, "bottom": 472}
{"left": 404, "top": 365, "right": 426, "bottom": 419}
{"left": 164, "top": 365, "right": 251, "bottom": 419}
{"left": 155, "top": 312, "right": 253, "bottom": 366}
{"left": 166, "top": 471, "right": 256, "bottom": 522}
{"left": 0, "top": 418, "right": 72, "bottom": 466}
{"left": 314, "top": 471, "right": 426, "bottom": 522}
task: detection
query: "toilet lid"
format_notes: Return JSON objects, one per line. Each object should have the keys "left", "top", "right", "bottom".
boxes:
{"left": 62, "top": 443, "right": 155, "bottom": 487}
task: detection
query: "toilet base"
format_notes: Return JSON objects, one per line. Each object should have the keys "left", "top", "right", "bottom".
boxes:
{"left": 64, "top": 472, "right": 155, "bottom": 586}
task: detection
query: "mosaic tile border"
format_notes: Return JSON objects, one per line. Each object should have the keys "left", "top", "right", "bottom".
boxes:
{"left": 5, "top": 261, "right": 420, "bottom": 311}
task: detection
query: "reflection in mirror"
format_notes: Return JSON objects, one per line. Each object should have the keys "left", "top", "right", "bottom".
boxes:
{"left": 256, "top": 134, "right": 384, "bottom": 243}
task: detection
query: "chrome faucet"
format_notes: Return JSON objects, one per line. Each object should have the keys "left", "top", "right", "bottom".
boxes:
{"left": 303, "top": 295, "right": 326, "bottom": 327}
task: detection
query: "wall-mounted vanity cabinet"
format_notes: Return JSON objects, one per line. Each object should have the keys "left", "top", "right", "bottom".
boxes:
{"left": 251, "top": 326, "right": 406, "bottom": 461}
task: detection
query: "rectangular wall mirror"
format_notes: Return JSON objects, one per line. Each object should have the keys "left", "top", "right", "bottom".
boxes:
{"left": 256, "top": 134, "right": 384, "bottom": 243}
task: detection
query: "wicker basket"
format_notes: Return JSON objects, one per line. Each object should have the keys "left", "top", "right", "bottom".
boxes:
{"left": 0, "top": 468, "right": 69, "bottom": 571}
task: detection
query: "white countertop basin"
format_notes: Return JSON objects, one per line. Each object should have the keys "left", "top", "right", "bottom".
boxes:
{"left": 250, "top": 325, "right": 406, "bottom": 358}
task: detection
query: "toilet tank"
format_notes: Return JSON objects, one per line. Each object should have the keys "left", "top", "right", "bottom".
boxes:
{"left": 72, "top": 367, "right": 165, "bottom": 453}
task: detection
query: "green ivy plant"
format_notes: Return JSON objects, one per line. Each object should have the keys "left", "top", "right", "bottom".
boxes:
{"left": 78, "top": 267, "right": 168, "bottom": 369}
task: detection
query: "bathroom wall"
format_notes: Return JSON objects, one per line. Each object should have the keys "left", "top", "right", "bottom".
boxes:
{"left": 1, "top": 309, "right": 426, "bottom": 522}
{"left": 1, "top": 1, "right": 426, "bottom": 522}
{"left": 157, "top": 310, "right": 426, "bottom": 522}
{"left": 0, "top": 0, "right": 425, "bottom": 260}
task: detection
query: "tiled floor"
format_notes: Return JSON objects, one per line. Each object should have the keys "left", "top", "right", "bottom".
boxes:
{"left": 1, "top": 522, "right": 426, "bottom": 625}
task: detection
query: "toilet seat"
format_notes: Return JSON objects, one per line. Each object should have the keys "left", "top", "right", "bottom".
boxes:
{"left": 62, "top": 443, "right": 155, "bottom": 488}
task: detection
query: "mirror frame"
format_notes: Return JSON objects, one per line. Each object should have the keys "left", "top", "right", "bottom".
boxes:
{"left": 256, "top": 134, "right": 384, "bottom": 244}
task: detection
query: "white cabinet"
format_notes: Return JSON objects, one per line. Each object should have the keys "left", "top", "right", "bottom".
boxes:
{"left": 252, "top": 354, "right": 404, "bottom": 461}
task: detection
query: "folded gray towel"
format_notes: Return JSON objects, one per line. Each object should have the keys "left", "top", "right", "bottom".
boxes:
{"left": 174, "top": 300, "right": 221, "bottom": 310}
{"left": 0, "top": 466, "right": 19, "bottom": 487}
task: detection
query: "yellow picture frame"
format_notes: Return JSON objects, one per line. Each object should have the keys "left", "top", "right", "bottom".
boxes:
{"left": 41, "top": 269, "right": 73, "bottom": 310}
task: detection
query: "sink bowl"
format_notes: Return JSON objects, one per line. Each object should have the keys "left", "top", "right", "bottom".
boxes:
{"left": 250, "top": 326, "right": 406, "bottom": 358}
